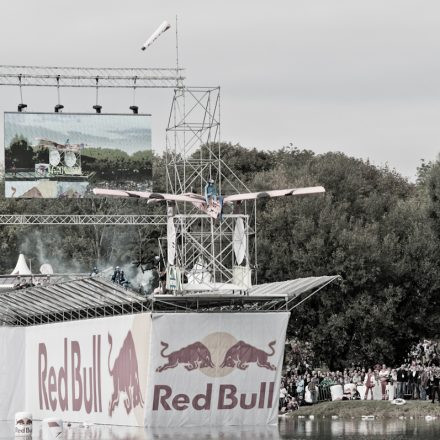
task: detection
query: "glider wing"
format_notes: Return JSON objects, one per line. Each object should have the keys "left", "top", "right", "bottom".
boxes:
{"left": 223, "top": 186, "right": 325, "bottom": 204}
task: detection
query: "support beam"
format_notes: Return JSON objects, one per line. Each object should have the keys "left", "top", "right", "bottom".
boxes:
{"left": 0, "top": 215, "right": 167, "bottom": 225}
{"left": 0, "top": 65, "right": 184, "bottom": 88}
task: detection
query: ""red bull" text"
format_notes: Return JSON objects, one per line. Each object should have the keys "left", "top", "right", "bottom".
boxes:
{"left": 152, "top": 382, "right": 275, "bottom": 411}
{"left": 38, "top": 336, "right": 102, "bottom": 413}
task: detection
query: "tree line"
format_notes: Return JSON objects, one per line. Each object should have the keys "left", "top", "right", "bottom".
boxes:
{"left": 0, "top": 143, "right": 439, "bottom": 369}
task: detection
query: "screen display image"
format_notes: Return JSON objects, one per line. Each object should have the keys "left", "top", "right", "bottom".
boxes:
{"left": 3, "top": 112, "right": 152, "bottom": 198}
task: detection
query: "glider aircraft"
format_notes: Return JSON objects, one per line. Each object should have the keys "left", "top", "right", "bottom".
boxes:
{"left": 93, "top": 184, "right": 325, "bottom": 220}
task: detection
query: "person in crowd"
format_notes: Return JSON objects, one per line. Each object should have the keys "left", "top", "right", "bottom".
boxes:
{"left": 388, "top": 368, "right": 397, "bottom": 400}
{"left": 296, "top": 374, "right": 305, "bottom": 402}
{"left": 378, "top": 364, "right": 390, "bottom": 400}
{"left": 90, "top": 266, "right": 99, "bottom": 277}
{"left": 420, "top": 367, "right": 429, "bottom": 401}
{"left": 286, "top": 396, "right": 299, "bottom": 411}
{"left": 408, "top": 365, "right": 419, "bottom": 399}
{"left": 280, "top": 339, "right": 440, "bottom": 412}
{"left": 360, "top": 367, "right": 366, "bottom": 383}
{"left": 279, "top": 383, "right": 287, "bottom": 409}
{"left": 364, "top": 368, "right": 376, "bottom": 400}
{"left": 308, "top": 374, "right": 319, "bottom": 404}
{"left": 352, "top": 370, "right": 362, "bottom": 385}
{"left": 429, "top": 368, "right": 440, "bottom": 404}
{"left": 396, "top": 364, "right": 408, "bottom": 399}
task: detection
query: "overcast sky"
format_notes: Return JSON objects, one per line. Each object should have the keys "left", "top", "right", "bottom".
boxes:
{"left": 1, "top": 0, "right": 439, "bottom": 179}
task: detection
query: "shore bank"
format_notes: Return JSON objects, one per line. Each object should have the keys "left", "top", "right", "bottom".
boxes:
{"left": 289, "top": 401, "right": 440, "bottom": 419}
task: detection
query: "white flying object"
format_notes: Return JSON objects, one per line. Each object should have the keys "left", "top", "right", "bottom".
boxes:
{"left": 93, "top": 185, "right": 325, "bottom": 220}
{"left": 141, "top": 20, "right": 171, "bottom": 51}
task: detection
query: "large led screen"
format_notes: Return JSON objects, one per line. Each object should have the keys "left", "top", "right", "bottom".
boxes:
{"left": 3, "top": 112, "right": 152, "bottom": 198}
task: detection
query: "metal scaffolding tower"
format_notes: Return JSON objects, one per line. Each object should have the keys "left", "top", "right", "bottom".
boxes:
{"left": 164, "top": 87, "right": 257, "bottom": 291}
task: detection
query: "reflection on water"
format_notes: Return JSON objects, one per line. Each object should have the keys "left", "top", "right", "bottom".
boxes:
{"left": 279, "top": 417, "right": 440, "bottom": 439}
{"left": 1, "top": 418, "right": 440, "bottom": 440}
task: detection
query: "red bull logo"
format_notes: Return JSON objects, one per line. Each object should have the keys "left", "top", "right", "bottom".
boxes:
{"left": 152, "top": 334, "right": 279, "bottom": 413}
{"left": 156, "top": 341, "right": 215, "bottom": 372}
{"left": 15, "top": 417, "right": 32, "bottom": 436}
{"left": 108, "top": 331, "right": 144, "bottom": 416}
{"left": 155, "top": 334, "right": 277, "bottom": 376}
{"left": 16, "top": 419, "right": 32, "bottom": 426}
{"left": 219, "top": 340, "right": 276, "bottom": 371}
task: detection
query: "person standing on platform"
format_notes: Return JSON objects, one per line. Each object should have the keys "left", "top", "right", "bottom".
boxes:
{"left": 204, "top": 179, "right": 218, "bottom": 206}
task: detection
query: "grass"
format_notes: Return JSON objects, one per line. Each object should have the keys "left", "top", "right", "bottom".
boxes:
{"left": 290, "top": 400, "right": 440, "bottom": 419}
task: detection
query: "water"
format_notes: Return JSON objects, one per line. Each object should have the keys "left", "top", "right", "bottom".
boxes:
{"left": 2, "top": 418, "right": 440, "bottom": 440}
{"left": 279, "top": 417, "right": 440, "bottom": 439}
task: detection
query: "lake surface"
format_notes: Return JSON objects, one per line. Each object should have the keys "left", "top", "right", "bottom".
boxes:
{"left": 2, "top": 418, "right": 440, "bottom": 439}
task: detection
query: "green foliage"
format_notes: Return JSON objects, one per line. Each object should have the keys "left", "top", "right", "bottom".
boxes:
{"left": 82, "top": 147, "right": 153, "bottom": 182}
{"left": 0, "top": 144, "right": 439, "bottom": 369}
{"left": 5, "top": 135, "right": 34, "bottom": 169}
{"left": 254, "top": 148, "right": 439, "bottom": 369}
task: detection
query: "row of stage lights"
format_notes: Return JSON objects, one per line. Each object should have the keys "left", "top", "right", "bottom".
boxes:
{"left": 17, "top": 103, "right": 140, "bottom": 114}
{"left": 15, "top": 20, "right": 175, "bottom": 115}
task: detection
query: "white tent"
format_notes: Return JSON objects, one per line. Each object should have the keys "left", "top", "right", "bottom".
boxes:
{"left": 11, "top": 254, "right": 32, "bottom": 275}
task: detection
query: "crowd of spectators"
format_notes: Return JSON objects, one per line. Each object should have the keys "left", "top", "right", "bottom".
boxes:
{"left": 279, "top": 340, "right": 440, "bottom": 414}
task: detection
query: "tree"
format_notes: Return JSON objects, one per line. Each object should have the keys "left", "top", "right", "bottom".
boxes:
{"left": 7, "top": 135, "right": 34, "bottom": 169}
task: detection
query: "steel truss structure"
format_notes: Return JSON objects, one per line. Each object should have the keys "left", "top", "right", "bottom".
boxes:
{"left": 168, "top": 214, "right": 250, "bottom": 287}
{"left": 0, "top": 65, "right": 184, "bottom": 88}
{"left": 165, "top": 87, "right": 258, "bottom": 289}
{"left": 0, "top": 214, "right": 167, "bottom": 226}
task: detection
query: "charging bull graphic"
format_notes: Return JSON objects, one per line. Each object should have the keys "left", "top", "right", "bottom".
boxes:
{"left": 108, "top": 331, "right": 144, "bottom": 416}
{"left": 156, "top": 341, "right": 215, "bottom": 372}
{"left": 220, "top": 340, "right": 277, "bottom": 370}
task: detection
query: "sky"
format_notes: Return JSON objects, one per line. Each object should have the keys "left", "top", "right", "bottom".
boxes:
{"left": 1, "top": 0, "right": 439, "bottom": 180}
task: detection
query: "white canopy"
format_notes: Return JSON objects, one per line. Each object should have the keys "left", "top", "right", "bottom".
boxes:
{"left": 11, "top": 254, "right": 32, "bottom": 275}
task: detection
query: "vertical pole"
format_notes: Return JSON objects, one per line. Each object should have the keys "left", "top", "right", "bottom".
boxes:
{"left": 210, "top": 218, "right": 216, "bottom": 283}
{"left": 175, "top": 15, "right": 180, "bottom": 87}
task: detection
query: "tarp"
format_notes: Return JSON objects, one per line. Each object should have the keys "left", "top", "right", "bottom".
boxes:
{"left": 0, "top": 311, "right": 290, "bottom": 428}
{"left": 145, "top": 312, "right": 289, "bottom": 427}
{"left": 0, "top": 327, "right": 25, "bottom": 421}
{"left": 26, "top": 313, "right": 151, "bottom": 426}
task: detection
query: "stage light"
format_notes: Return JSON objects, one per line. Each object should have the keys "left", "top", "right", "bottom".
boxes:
{"left": 130, "top": 105, "right": 139, "bottom": 114}
{"left": 54, "top": 104, "right": 64, "bottom": 113}
{"left": 93, "top": 105, "right": 102, "bottom": 114}
{"left": 141, "top": 20, "right": 171, "bottom": 51}
{"left": 17, "top": 104, "right": 27, "bottom": 112}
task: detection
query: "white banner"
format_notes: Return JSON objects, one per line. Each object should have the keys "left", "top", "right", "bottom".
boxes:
{"left": 25, "top": 313, "right": 151, "bottom": 426}
{"left": 0, "top": 327, "right": 25, "bottom": 421}
{"left": 145, "top": 312, "right": 289, "bottom": 427}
